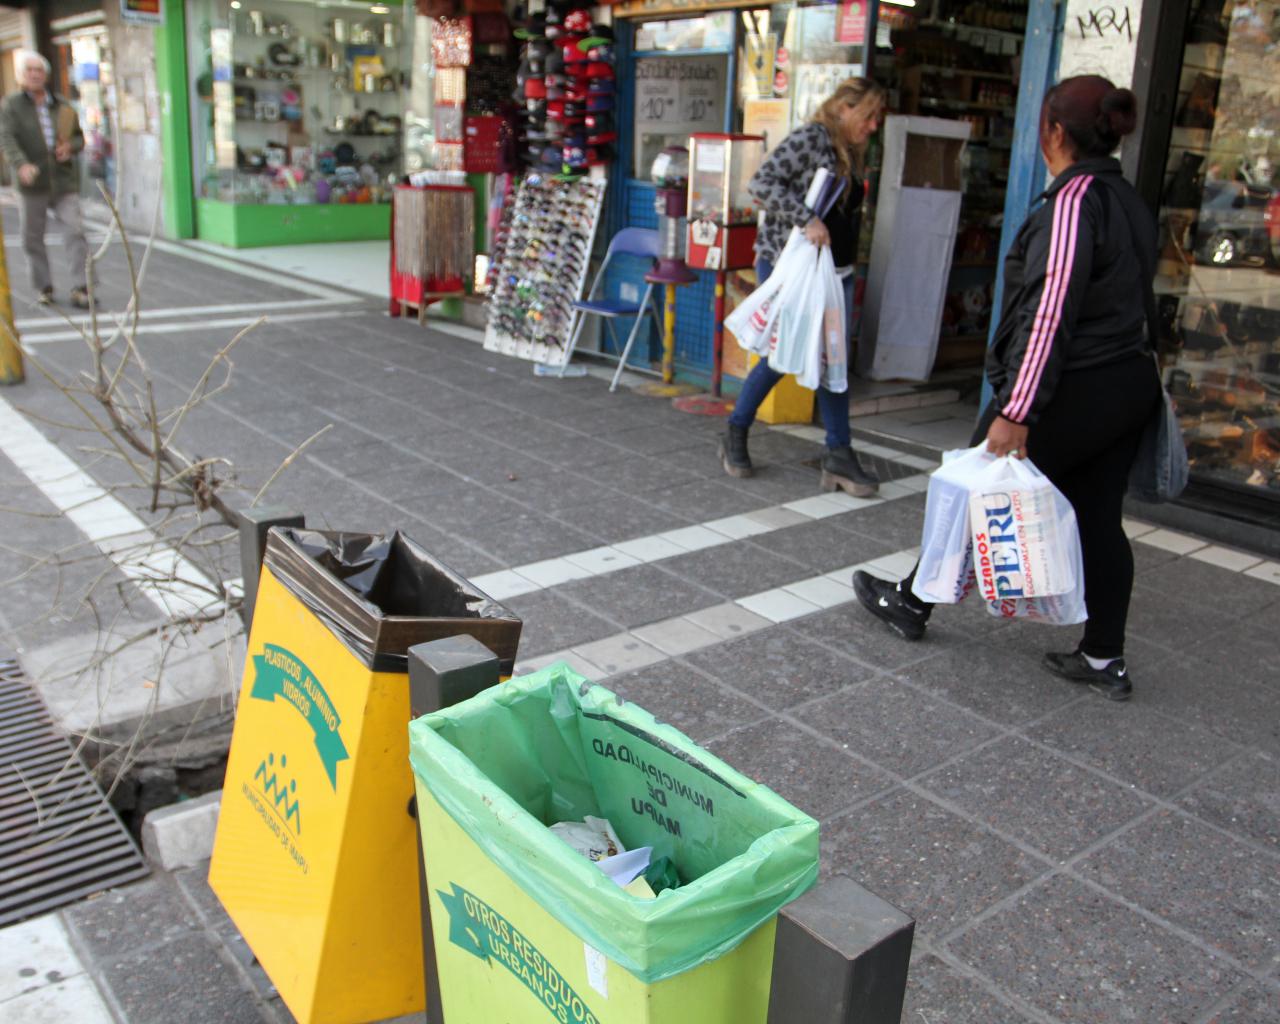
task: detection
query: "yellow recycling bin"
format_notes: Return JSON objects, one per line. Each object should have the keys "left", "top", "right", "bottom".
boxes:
{"left": 210, "top": 527, "right": 521, "bottom": 1024}
{"left": 409, "top": 664, "right": 819, "bottom": 1024}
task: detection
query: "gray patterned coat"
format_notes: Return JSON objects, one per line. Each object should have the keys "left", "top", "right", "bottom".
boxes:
{"left": 748, "top": 122, "right": 839, "bottom": 265}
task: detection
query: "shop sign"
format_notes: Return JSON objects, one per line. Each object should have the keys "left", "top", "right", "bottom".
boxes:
{"left": 120, "top": 0, "right": 163, "bottom": 26}
{"left": 613, "top": 0, "right": 751, "bottom": 19}
{"left": 1057, "top": 0, "right": 1142, "bottom": 87}
{"left": 742, "top": 33, "right": 777, "bottom": 100}
{"left": 837, "top": 0, "right": 866, "bottom": 46}
{"left": 634, "top": 55, "right": 726, "bottom": 134}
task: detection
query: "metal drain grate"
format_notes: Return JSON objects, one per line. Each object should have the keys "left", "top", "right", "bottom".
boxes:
{"left": 0, "top": 659, "right": 149, "bottom": 927}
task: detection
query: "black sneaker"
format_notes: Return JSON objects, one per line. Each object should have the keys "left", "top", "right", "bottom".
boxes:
{"left": 36, "top": 287, "right": 53, "bottom": 306}
{"left": 1042, "top": 651, "right": 1133, "bottom": 702}
{"left": 852, "top": 570, "right": 929, "bottom": 641}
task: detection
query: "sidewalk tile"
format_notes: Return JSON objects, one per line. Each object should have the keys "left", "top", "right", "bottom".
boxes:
{"left": 1203, "top": 983, "right": 1280, "bottom": 1023}
{"left": 513, "top": 649, "right": 606, "bottom": 679}
{"left": 500, "top": 590, "right": 616, "bottom": 657}
{"left": 1177, "top": 750, "right": 1279, "bottom": 852}
{"left": 654, "top": 525, "right": 730, "bottom": 553}
{"left": 682, "top": 602, "right": 772, "bottom": 639}
{"left": 1188, "top": 545, "right": 1264, "bottom": 573}
{"left": 893, "top": 474, "right": 930, "bottom": 493}
{"left": 1136, "top": 528, "right": 1208, "bottom": 555}
{"left": 572, "top": 634, "right": 666, "bottom": 677}
{"left": 918, "top": 736, "right": 1152, "bottom": 860}
{"left": 901, "top": 954, "right": 1024, "bottom": 1024}
{"left": 737, "top": 588, "right": 819, "bottom": 623}
{"left": 703, "top": 513, "right": 775, "bottom": 539}
{"left": 707, "top": 719, "right": 893, "bottom": 818}
{"left": 1122, "top": 517, "right": 1157, "bottom": 538}
{"left": 607, "top": 662, "right": 767, "bottom": 743}
{"left": 513, "top": 557, "right": 593, "bottom": 588}
{"left": 743, "top": 506, "right": 811, "bottom": 530}
{"left": 822, "top": 790, "right": 1042, "bottom": 938}
{"left": 781, "top": 494, "right": 849, "bottom": 520}
{"left": 895, "top": 454, "right": 940, "bottom": 471}
{"left": 1078, "top": 810, "right": 1280, "bottom": 971}
{"left": 562, "top": 545, "right": 643, "bottom": 576}
{"left": 864, "top": 549, "right": 920, "bottom": 578}
{"left": 0, "top": 916, "right": 85, "bottom": 1003}
{"left": 630, "top": 617, "right": 721, "bottom": 657}
{"left": 873, "top": 481, "right": 917, "bottom": 501}
{"left": 611, "top": 534, "right": 685, "bottom": 563}
{"left": 818, "top": 492, "right": 883, "bottom": 512}
{"left": 1244, "top": 561, "right": 1280, "bottom": 586}
{"left": 560, "top": 565, "right": 715, "bottom": 628}
{"left": 668, "top": 546, "right": 812, "bottom": 600}
{"left": 951, "top": 875, "right": 1246, "bottom": 1024}
{"left": 782, "top": 575, "right": 855, "bottom": 610}
{"left": 1, "top": 975, "right": 115, "bottom": 1024}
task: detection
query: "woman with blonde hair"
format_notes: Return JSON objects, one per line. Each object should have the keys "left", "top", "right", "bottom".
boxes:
{"left": 720, "top": 77, "right": 886, "bottom": 495}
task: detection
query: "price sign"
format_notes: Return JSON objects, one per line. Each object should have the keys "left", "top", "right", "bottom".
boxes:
{"left": 634, "top": 55, "right": 727, "bottom": 175}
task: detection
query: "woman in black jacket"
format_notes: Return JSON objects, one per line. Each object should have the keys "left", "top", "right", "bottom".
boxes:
{"left": 720, "top": 78, "right": 886, "bottom": 496}
{"left": 853, "top": 75, "right": 1162, "bottom": 702}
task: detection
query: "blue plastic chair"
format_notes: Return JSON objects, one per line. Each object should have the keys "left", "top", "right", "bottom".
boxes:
{"left": 559, "top": 227, "right": 663, "bottom": 391}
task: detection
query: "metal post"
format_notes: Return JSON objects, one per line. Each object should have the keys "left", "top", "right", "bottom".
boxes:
{"left": 237, "top": 507, "right": 304, "bottom": 630}
{"left": 766, "top": 875, "right": 914, "bottom": 1024}
{"left": 408, "top": 636, "right": 502, "bottom": 1024}
{"left": 661, "top": 282, "right": 677, "bottom": 384}
{"left": 0, "top": 234, "right": 24, "bottom": 386}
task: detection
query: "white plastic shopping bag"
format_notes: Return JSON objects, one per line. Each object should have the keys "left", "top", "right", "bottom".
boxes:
{"left": 768, "top": 246, "right": 825, "bottom": 378}
{"left": 725, "top": 228, "right": 808, "bottom": 356}
{"left": 912, "top": 445, "right": 995, "bottom": 604}
{"left": 913, "top": 446, "right": 1087, "bottom": 625}
{"left": 818, "top": 251, "right": 848, "bottom": 394}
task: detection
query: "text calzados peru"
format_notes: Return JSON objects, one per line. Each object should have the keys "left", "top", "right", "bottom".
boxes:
{"left": 970, "top": 486, "right": 1071, "bottom": 601}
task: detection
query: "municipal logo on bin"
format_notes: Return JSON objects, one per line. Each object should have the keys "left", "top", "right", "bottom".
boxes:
{"left": 437, "top": 882, "right": 602, "bottom": 1024}
{"left": 249, "top": 644, "right": 350, "bottom": 790}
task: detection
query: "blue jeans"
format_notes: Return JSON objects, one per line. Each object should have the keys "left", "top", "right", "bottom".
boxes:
{"left": 728, "top": 257, "right": 854, "bottom": 449}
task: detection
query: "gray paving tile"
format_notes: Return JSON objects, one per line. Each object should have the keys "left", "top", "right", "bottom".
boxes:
{"left": 794, "top": 606, "right": 989, "bottom": 675}
{"left": 902, "top": 954, "right": 1037, "bottom": 1024}
{"left": 1027, "top": 699, "right": 1243, "bottom": 798}
{"left": 570, "top": 454, "right": 703, "bottom": 494}
{"left": 828, "top": 494, "right": 927, "bottom": 549}
{"left": 821, "top": 789, "right": 1043, "bottom": 939}
{"left": 951, "top": 874, "right": 1247, "bottom": 1024}
{"left": 796, "top": 677, "right": 1002, "bottom": 778}
{"left": 917, "top": 736, "right": 1153, "bottom": 860}
{"left": 558, "top": 564, "right": 718, "bottom": 629}
{"left": 603, "top": 425, "right": 712, "bottom": 456}
{"left": 499, "top": 468, "right": 601, "bottom": 513}
{"left": 460, "top": 511, "right": 599, "bottom": 565}
{"left": 605, "top": 662, "right": 769, "bottom": 743}
{"left": 747, "top": 519, "right": 896, "bottom": 573}
{"left": 1126, "top": 580, "right": 1235, "bottom": 653}
{"left": 564, "top": 491, "right": 693, "bottom": 544}
{"left": 1078, "top": 810, "right": 1280, "bottom": 972}
{"left": 500, "top": 589, "right": 617, "bottom": 656}
{"left": 717, "top": 466, "right": 823, "bottom": 505}
{"left": 63, "top": 877, "right": 198, "bottom": 956}
{"left": 885, "top": 636, "right": 1084, "bottom": 726}
{"left": 95, "top": 931, "right": 267, "bottom": 1024}
{"left": 684, "top": 626, "right": 875, "bottom": 710}
{"left": 1139, "top": 556, "right": 1280, "bottom": 620}
{"left": 1204, "top": 982, "right": 1280, "bottom": 1023}
{"left": 666, "top": 544, "right": 811, "bottom": 600}
{"left": 648, "top": 478, "right": 772, "bottom": 520}
{"left": 1178, "top": 750, "right": 1280, "bottom": 851}
{"left": 1140, "top": 651, "right": 1280, "bottom": 751}
{"left": 706, "top": 718, "right": 893, "bottom": 819}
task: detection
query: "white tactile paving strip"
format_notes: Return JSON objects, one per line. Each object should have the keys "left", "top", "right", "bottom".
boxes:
{"left": 0, "top": 915, "right": 114, "bottom": 1024}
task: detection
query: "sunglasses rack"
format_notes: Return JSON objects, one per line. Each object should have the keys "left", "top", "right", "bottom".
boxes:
{"left": 483, "top": 174, "right": 606, "bottom": 365}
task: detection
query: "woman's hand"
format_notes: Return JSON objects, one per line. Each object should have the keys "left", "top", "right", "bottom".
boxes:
{"left": 986, "top": 415, "right": 1029, "bottom": 459}
{"left": 804, "top": 218, "right": 830, "bottom": 248}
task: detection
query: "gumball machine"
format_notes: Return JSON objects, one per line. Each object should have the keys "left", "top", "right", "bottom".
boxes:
{"left": 685, "top": 133, "right": 765, "bottom": 397}
{"left": 645, "top": 146, "right": 699, "bottom": 390}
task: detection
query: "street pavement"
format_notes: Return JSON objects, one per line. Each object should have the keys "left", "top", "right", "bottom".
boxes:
{"left": 1, "top": 199, "right": 1278, "bottom": 1024}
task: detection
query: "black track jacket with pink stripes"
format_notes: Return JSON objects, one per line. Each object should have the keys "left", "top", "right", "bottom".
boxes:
{"left": 987, "top": 157, "right": 1155, "bottom": 425}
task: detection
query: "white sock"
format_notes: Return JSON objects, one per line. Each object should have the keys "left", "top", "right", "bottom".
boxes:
{"left": 1082, "top": 653, "right": 1119, "bottom": 670}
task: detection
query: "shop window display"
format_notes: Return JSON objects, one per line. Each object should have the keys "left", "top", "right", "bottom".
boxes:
{"left": 1156, "top": 0, "right": 1280, "bottom": 497}
{"left": 188, "top": 0, "right": 408, "bottom": 206}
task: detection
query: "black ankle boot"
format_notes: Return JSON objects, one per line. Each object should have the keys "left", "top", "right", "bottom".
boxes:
{"left": 820, "top": 445, "right": 879, "bottom": 497}
{"left": 719, "top": 424, "right": 753, "bottom": 478}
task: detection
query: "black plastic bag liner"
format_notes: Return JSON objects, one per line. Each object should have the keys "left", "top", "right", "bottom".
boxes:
{"left": 261, "top": 527, "right": 522, "bottom": 673}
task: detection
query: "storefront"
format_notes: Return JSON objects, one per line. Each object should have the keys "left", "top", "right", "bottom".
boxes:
{"left": 183, "top": 0, "right": 409, "bottom": 246}
{"left": 1140, "top": 0, "right": 1280, "bottom": 532}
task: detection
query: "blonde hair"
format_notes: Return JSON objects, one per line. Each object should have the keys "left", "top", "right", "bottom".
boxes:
{"left": 812, "top": 77, "right": 886, "bottom": 180}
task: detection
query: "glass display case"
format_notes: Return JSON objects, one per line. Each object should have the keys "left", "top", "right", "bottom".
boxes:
{"left": 1155, "top": 0, "right": 1280, "bottom": 502}
{"left": 686, "top": 133, "right": 765, "bottom": 271}
{"left": 187, "top": 0, "right": 408, "bottom": 240}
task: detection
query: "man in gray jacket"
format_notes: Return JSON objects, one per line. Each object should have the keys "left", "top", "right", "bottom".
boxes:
{"left": 0, "top": 50, "right": 90, "bottom": 308}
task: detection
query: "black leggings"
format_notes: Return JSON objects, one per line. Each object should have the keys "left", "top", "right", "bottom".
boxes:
{"left": 906, "top": 353, "right": 1161, "bottom": 658}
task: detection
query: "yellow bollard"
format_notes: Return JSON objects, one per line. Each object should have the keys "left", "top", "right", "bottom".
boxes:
{"left": 0, "top": 235, "right": 24, "bottom": 385}
{"left": 750, "top": 354, "right": 814, "bottom": 425}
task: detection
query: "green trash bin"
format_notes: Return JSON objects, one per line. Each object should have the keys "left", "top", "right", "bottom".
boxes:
{"left": 408, "top": 663, "right": 819, "bottom": 1024}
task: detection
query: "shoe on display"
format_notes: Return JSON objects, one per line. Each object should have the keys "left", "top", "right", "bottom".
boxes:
{"left": 719, "top": 423, "right": 753, "bottom": 478}
{"left": 1042, "top": 650, "right": 1133, "bottom": 702}
{"left": 37, "top": 287, "right": 54, "bottom": 306}
{"left": 852, "top": 570, "right": 928, "bottom": 641}
{"left": 820, "top": 445, "right": 879, "bottom": 497}
{"left": 70, "top": 287, "right": 91, "bottom": 309}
